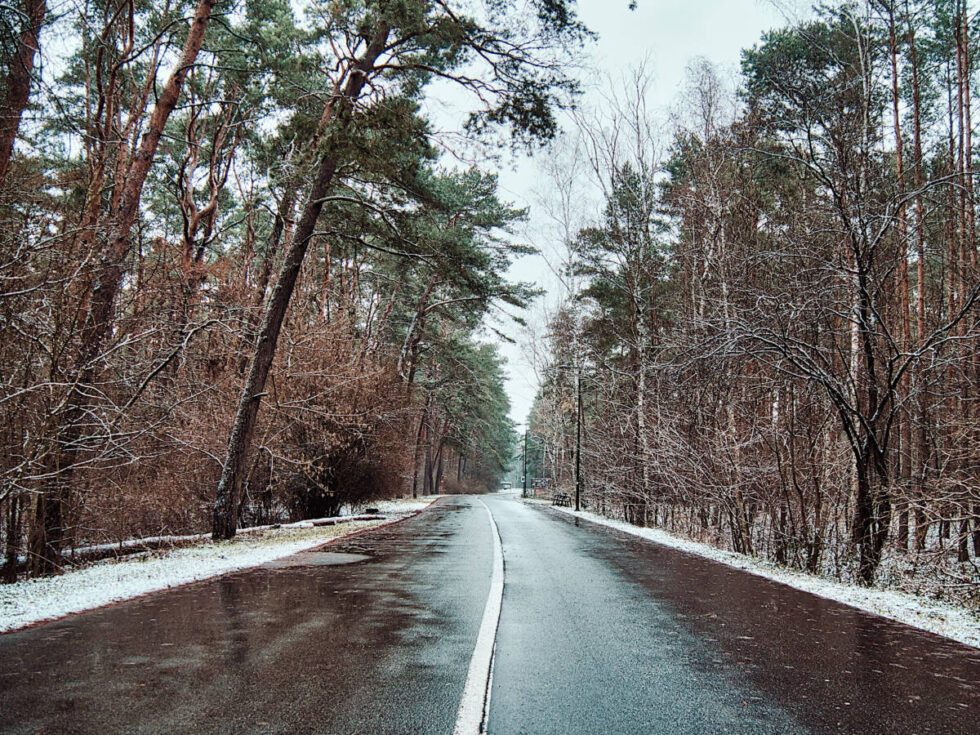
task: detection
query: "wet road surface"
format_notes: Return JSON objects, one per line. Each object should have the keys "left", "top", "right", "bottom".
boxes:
{"left": 0, "top": 498, "right": 492, "bottom": 734}
{"left": 2, "top": 494, "right": 979, "bottom": 734}
{"left": 485, "top": 497, "right": 980, "bottom": 734}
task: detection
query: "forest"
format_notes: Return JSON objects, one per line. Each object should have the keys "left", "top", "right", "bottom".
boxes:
{"left": 4, "top": 3, "right": 980, "bottom": 733}
{"left": 3, "top": 0, "right": 980, "bottom": 606}
{"left": 0, "top": 0, "right": 593, "bottom": 579}
{"left": 527, "top": 0, "right": 980, "bottom": 598}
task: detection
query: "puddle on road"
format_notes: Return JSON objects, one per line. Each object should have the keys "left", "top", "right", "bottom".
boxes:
{"left": 262, "top": 551, "right": 371, "bottom": 568}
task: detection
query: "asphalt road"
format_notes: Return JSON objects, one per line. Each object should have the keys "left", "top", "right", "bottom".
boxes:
{"left": 0, "top": 498, "right": 491, "bottom": 735}
{"left": 484, "top": 496, "right": 980, "bottom": 734}
{"left": 2, "top": 494, "right": 979, "bottom": 734}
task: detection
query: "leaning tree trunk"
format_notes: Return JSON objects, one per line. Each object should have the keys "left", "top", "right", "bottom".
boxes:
{"left": 410, "top": 395, "right": 431, "bottom": 499}
{"left": 211, "top": 25, "right": 392, "bottom": 540}
{"left": 28, "top": 0, "right": 217, "bottom": 575}
{"left": 0, "top": 0, "right": 46, "bottom": 188}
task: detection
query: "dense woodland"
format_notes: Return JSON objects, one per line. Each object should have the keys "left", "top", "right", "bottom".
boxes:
{"left": 0, "top": 0, "right": 592, "bottom": 579}
{"left": 529, "top": 1, "right": 980, "bottom": 598}
{"left": 3, "top": 0, "right": 980, "bottom": 604}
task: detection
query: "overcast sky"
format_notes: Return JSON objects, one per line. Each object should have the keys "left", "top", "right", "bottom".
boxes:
{"left": 485, "top": 0, "right": 809, "bottom": 430}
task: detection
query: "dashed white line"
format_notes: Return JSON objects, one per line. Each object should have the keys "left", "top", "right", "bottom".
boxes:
{"left": 453, "top": 498, "right": 504, "bottom": 734}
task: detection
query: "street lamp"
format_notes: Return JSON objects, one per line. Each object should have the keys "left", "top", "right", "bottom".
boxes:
{"left": 522, "top": 427, "right": 528, "bottom": 498}
{"left": 574, "top": 370, "right": 582, "bottom": 512}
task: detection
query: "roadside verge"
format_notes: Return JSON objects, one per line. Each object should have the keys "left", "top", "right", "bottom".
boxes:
{"left": 0, "top": 497, "right": 441, "bottom": 634}
{"left": 536, "top": 499, "right": 980, "bottom": 650}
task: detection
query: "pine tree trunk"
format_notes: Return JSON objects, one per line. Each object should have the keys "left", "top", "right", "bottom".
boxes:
{"left": 211, "top": 25, "right": 391, "bottom": 539}
{"left": 906, "top": 5, "right": 930, "bottom": 553}
{"left": 0, "top": 0, "right": 46, "bottom": 187}
{"left": 888, "top": 1, "right": 912, "bottom": 553}
{"left": 434, "top": 444, "right": 445, "bottom": 494}
{"left": 423, "top": 443, "right": 433, "bottom": 496}
{"left": 410, "top": 394, "right": 431, "bottom": 499}
{"left": 255, "top": 184, "right": 298, "bottom": 307}
{"left": 28, "top": 0, "right": 217, "bottom": 574}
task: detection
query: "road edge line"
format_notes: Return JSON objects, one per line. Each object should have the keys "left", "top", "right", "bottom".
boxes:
{"left": 453, "top": 498, "right": 504, "bottom": 735}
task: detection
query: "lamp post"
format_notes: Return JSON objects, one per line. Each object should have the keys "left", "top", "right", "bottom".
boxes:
{"left": 574, "top": 370, "right": 582, "bottom": 512}
{"left": 522, "top": 428, "right": 528, "bottom": 498}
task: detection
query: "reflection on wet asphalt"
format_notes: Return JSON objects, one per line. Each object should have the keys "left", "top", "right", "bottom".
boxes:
{"left": 489, "top": 499, "right": 980, "bottom": 735}
{"left": 486, "top": 495, "right": 806, "bottom": 735}
{"left": 2, "top": 494, "right": 979, "bottom": 735}
{"left": 0, "top": 498, "right": 492, "bottom": 735}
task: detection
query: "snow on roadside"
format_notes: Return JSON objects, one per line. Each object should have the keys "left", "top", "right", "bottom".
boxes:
{"left": 360, "top": 497, "right": 442, "bottom": 515}
{"left": 542, "top": 501, "right": 980, "bottom": 650}
{"left": 0, "top": 496, "right": 439, "bottom": 634}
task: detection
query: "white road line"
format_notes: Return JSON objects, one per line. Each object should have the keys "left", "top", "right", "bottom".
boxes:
{"left": 453, "top": 498, "right": 504, "bottom": 735}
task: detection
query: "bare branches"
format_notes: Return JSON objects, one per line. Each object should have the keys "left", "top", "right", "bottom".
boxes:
{"left": 530, "top": 3, "right": 980, "bottom": 598}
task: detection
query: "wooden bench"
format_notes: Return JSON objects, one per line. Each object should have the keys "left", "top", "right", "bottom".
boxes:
{"left": 552, "top": 492, "right": 572, "bottom": 507}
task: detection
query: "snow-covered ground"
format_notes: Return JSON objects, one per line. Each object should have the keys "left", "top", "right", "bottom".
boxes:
{"left": 0, "top": 497, "right": 439, "bottom": 634}
{"left": 542, "top": 501, "right": 980, "bottom": 650}
{"left": 355, "top": 498, "right": 439, "bottom": 515}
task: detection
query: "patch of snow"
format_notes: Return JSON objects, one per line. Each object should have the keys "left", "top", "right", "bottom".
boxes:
{"left": 357, "top": 497, "right": 444, "bottom": 515}
{"left": 542, "top": 501, "right": 980, "bottom": 650}
{"left": 63, "top": 500, "right": 439, "bottom": 561}
{"left": 0, "top": 497, "right": 440, "bottom": 634}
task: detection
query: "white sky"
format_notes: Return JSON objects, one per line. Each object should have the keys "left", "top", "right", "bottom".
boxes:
{"left": 485, "top": 0, "right": 808, "bottom": 429}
